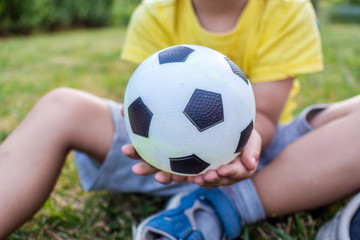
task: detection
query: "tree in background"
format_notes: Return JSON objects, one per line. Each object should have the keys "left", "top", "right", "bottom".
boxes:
{"left": 0, "top": 0, "right": 115, "bottom": 35}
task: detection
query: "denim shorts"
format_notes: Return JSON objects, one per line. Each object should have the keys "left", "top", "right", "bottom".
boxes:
{"left": 74, "top": 99, "right": 326, "bottom": 197}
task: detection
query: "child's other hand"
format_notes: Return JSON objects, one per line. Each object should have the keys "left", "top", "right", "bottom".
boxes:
{"left": 188, "top": 130, "right": 261, "bottom": 188}
{"left": 121, "top": 106, "right": 261, "bottom": 187}
{"left": 121, "top": 144, "right": 188, "bottom": 184}
{"left": 121, "top": 106, "right": 188, "bottom": 184}
{"left": 121, "top": 129, "right": 261, "bottom": 188}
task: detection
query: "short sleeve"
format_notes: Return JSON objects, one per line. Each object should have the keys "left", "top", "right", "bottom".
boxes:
{"left": 250, "top": 0, "right": 323, "bottom": 83}
{"left": 121, "top": 1, "right": 175, "bottom": 64}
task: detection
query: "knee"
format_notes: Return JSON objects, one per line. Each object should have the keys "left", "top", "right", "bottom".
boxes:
{"left": 345, "top": 95, "right": 360, "bottom": 117}
{"left": 352, "top": 95, "right": 360, "bottom": 110}
{"left": 352, "top": 97, "right": 360, "bottom": 121}
{"left": 310, "top": 95, "right": 360, "bottom": 128}
{"left": 338, "top": 95, "right": 360, "bottom": 124}
{"left": 35, "top": 87, "right": 83, "bottom": 122}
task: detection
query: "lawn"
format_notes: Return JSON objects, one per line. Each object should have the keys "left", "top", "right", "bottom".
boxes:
{"left": 1, "top": 6, "right": 359, "bottom": 240}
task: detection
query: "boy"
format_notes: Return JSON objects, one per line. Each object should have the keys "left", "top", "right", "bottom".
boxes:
{"left": 119, "top": 0, "right": 360, "bottom": 238}
{"left": 0, "top": 0, "right": 359, "bottom": 239}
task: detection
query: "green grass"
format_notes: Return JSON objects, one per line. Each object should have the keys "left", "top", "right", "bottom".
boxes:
{"left": 297, "top": 19, "right": 360, "bottom": 107}
{"left": 0, "top": 27, "right": 135, "bottom": 141}
{"left": 1, "top": 6, "right": 360, "bottom": 240}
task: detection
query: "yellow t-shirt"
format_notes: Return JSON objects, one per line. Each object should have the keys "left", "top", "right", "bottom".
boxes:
{"left": 121, "top": 0, "right": 323, "bottom": 123}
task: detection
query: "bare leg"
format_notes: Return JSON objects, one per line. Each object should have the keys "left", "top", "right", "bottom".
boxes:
{"left": 254, "top": 95, "right": 360, "bottom": 217}
{"left": 0, "top": 88, "right": 114, "bottom": 238}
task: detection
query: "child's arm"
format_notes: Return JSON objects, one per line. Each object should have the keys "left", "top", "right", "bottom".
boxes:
{"left": 252, "top": 77, "right": 295, "bottom": 149}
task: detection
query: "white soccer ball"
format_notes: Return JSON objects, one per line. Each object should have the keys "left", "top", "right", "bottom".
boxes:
{"left": 124, "top": 45, "right": 255, "bottom": 176}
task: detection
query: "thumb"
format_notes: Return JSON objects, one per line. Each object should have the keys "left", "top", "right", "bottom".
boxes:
{"left": 241, "top": 130, "right": 261, "bottom": 171}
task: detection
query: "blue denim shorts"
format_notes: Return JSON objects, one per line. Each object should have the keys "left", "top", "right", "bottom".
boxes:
{"left": 75, "top": 99, "right": 326, "bottom": 196}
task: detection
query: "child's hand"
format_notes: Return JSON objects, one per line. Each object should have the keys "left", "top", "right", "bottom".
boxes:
{"left": 121, "top": 129, "right": 261, "bottom": 188}
{"left": 121, "top": 106, "right": 261, "bottom": 187}
{"left": 121, "top": 144, "right": 188, "bottom": 184}
{"left": 187, "top": 129, "right": 261, "bottom": 188}
{"left": 121, "top": 105, "right": 188, "bottom": 184}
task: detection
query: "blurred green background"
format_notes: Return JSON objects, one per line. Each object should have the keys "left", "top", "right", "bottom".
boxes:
{"left": 0, "top": 0, "right": 359, "bottom": 36}
{"left": 0, "top": 0, "right": 139, "bottom": 35}
{"left": 0, "top": 0, "right": 359, "bottom": 239}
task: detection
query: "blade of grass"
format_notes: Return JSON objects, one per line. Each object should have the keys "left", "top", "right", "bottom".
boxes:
{"left": 263, "top": 222, "right": 296, "bottom": 240}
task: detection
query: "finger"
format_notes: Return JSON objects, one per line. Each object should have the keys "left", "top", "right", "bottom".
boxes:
{"left": 132, "top": 161, "right": 158, "bottom": 176}
{"left": 192, "top": 174, "right": 206, "bottom": 186}
{"left": 202, "top": 178, "right": 234, "bottom": 188}
{"left": 171, "top": 174, "right": 188, "bottom": 183}
{"left": 187, "top": 175, "right": 196, "bottom": 183}
{"left": 201, "top": 177, "right": 235, "bottom": 188}
{"left": 188, "top": 174, "right": 217, "bottom": 188}
{"left": 203, "top": 170, "right": 220, "bottom": 183}
{"left": 241, "top": 131, "right": 261, "bottom": 171}
{"left": 217, "top": 159, "right": 250, "bottom": 180}
{"left": 155, "top": 171, "right": 172, "bottom": 185}
{"left": 203, "top": 170, "right": 238, "bottom": 187}
{"left": 192, "top": 173, "right": 234, "bottom": 188}
{"left": 121, "top": 144, "right": 141, "bottom": 159}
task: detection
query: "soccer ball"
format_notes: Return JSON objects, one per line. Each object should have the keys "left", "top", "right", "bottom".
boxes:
{"left": 123, "top": 45, "right": 255, "bottom": 176}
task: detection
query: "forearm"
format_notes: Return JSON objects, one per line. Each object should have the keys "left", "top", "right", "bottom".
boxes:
{"left": 254, "top": 111, "right": 277, "bottom": 150}
{"left": 252, "top": 77, "right": 295, "bottom": 149}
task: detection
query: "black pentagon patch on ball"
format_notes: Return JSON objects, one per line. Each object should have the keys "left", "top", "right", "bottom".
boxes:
{"left": 170, "top": 154, "right": 210, "bottom": 174}
{"left": 224, "top": 57, "right": 249, "bottom": 85}
{"left": 184, "top": 89, "right": 224, "bottom": 132}
{"left": 158, "top": 46, "right": 195, "bottom": 64}
{"left": 127, "top": 97, "right": 153, "bottom": 138}
{"left": 235, "top": 121, "right": 253, "bottom": 153}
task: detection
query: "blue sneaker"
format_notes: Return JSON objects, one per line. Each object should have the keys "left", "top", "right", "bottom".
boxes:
{"left": 133, "top": 188, "right": 242, "bottom": 240}
{"left": 316, "top": 192, "right": 360, "bottom": 240}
